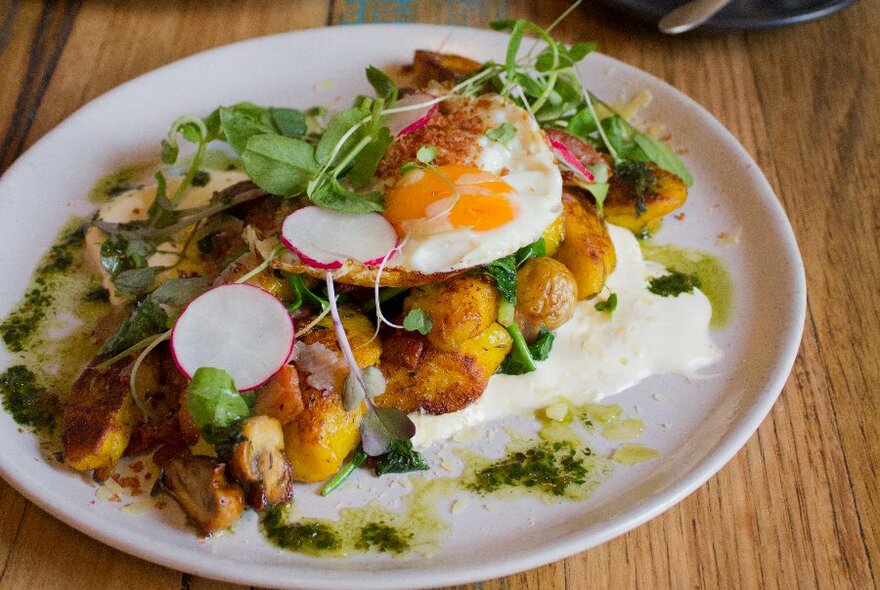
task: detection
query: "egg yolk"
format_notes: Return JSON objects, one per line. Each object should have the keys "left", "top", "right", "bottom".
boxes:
{"left": 384, "top": 165, "right": 517, "bottom": 233}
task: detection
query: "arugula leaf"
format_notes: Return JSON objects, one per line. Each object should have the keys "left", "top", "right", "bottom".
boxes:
{"left": 486, "top": 122, "right": 516, "bottom": 147}
{"left": 402, "top": 309, "right": 433, "bottom": 335}
{"left": 360, "top": 405, "right": 416, "bottom": 457}
{"left": 632, "top": 132, "right": 693, "bottom": 187}
{"left": 186, "top": 367, "right": 250, "bottom": 430}
{"left": 594, "top": 292, "right": 618, "bottom": 314}
{"left": 365, "top": 65, "right": 398, "bottom": 103}
{"left": 310, "top": 178, "right": 384, "bottom": 213}
{"left": 373, "top": 440, "right": 429, "bottom": 475}
{"left": 478, "top": 256, "right": 518, "bottom": 304}
{"left": 242, "top": 134, "right": 319, "bottom": 197}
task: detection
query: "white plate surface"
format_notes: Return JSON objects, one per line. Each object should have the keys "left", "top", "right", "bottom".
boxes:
{"left": 0, "top": 24, "right": 805, "bottom": 590}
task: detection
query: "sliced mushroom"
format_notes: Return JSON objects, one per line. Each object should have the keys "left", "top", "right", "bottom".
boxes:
{"left": 229, "top": 415, "right": 294, "bottom": 510}
{"left": 158, "top": 455, "right": 244, "bottom": 536}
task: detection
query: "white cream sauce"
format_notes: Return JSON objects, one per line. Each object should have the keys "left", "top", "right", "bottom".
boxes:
{"left": 411, "top": 224, "right": 720, "bottom": 446}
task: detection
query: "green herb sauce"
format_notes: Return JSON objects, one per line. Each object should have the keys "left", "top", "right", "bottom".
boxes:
{"left": 641, "top": 243, "right": 733, "bottom": 329}
{"left": 647, "top": 270, "right": 699, "bottom": 298}
{"left": 0, "top": 366, "right": 59, "bottom": 430}
{"left": 88, "top": 163, "right": 155, "bottom": 204}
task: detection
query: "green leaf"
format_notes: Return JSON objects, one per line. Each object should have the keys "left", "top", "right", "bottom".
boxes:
{"left": 567, "top": 107, "right": 599, "bottom": 138}
{"left": 505, "top": 20, "right": 527, "bottom": 80}
{"left": 373, "top": 440, "right": 429, "bottom": 475}
{"left": 360, "top": 405, "right": 416, "bottom": 457}
{"left": 478, "top": 256, "right": 518, "bottom": 303}
{"left": 528, "top": 327, "right": 555, "bottom": 361}
{"left": 632, "top": 133, "right": 693, "bottom": 187}
{"left": 98, "top": 299, "right": 169, "bottom": 355}
{"left": 286, "top": 273, "right": 329, "bottom": 312}
{"left": 594, "top": 292, "right": 618, "bottom": 314}
{"left": 316, "top": 106, "right": 370, "bottom": 165}
{"left": 365, "top": 65, "right": 398, "bottom": 103}
{"left": 242, "top": 134, "right": 319, "bottom": 197}
{"left": 270, "top": 108, "right": 307, "bottom": 137}
{"left": 486, "top": 122, "right": 517, "bottom": 147}
{"left": 160, "top": 139, "right": 178, "bottom": 165}
{"left": 310, "top": 179, "right": 384, "bottom": 213}
{"left": 402, "top": 309, "right": 433, "bottom": 335}
{"left": 321, "top": 448, "right": 368, "bottom": 496}
{"left": 346, "top": 126, "right": 393, "bottom": 189}
{"left": 220, "top": 107, "right": 275, "bottom": 154}
{"left": 498, "top": 322, "right": 537, "bottom": 375}
{"left": 187, "top": 367, "right": 250, "bottom": 430}
{"left": 149, "top": 277, "right": 212, "bottom": 320}
{"left": 416, "top": 145, "right": 436, "bottom": 164}
{"left": 113, "top": 267, "right": 161, "bottom": 295}
{"left": 513, "top": 238, "right": 546, "bottom": 268}
{"left": 489, "top": 19, "right": 517, "bottom": 30}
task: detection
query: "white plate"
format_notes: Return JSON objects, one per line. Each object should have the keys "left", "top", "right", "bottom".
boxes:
{"left": 0, "top": 24, "right": 805, "bottom": 590}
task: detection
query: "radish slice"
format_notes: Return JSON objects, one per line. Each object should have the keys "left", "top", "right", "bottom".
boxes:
{"left": 549, "top": 136, "right": 596, "bottom": 183}
{"left": 385, "top": 93, "right": 438, "bottom": 137}
{"left": 280, "top": 206, "right": 399, "bottom": 269}
{"left": 171, "top": 284, "right": 295, "bottom": 391}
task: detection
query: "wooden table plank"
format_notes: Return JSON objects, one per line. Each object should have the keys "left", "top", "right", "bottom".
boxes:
{"left": 0, "top": 0, "right": 877, "bottom": 589}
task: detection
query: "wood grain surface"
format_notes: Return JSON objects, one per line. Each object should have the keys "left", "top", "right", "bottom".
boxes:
{"left": 0, "top": 0, "right": 877, "bottom": 588}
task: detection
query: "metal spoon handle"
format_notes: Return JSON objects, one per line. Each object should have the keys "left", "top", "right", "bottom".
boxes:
{"left": 658, "top": 0, "right": 734, "bottom": 34}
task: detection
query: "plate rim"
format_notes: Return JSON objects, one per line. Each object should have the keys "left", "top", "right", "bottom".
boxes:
{"left": 0, "top": 23, "right": 807, "bottom": 590}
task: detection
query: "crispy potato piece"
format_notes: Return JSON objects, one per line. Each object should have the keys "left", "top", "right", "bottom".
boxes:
{"left": 158, "top": 456, "right": 244, "bottom": 536}
{"left": 283, "top": 308, "right": 376, "bottom": 482}
{"left": 412, "top": 50, "right": 482, "bottom": 88}
{"left": 62, "top": 355, "right": 154, "bottom": 472}
{"left": 515, "top": 257, "right": 578, "bottom": 342}
{"left": 283, "top": 392, "right": 365, "bottom": 483}
{"left": 604, "top": 163, "right": 687, "bottom": 234}
{"left": 554, "top": 191, "right": 616, "bottom": 300}
{"left": 375, "top": 322, "right": 511, "bottom": 415}
{"left": 541, "top": 214, "right": 565, "bottom": 256}
{"left": 403, "top": 275, "right": 499, "bottom": 353}
{"left": 253, "top": 365, "right": 304, "bottom": 426}
{"left": 230, "top": 416, "right": 294, "bottom": 509}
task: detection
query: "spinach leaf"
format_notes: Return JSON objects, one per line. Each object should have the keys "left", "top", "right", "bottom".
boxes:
{"left": 373, "top": 440, "right": 429, "bottom": 475}
{"left": 478, "top": 256, "right": 517, "bottom": 304}
{"left": 112, "top": 267, "right": 162, "bottom": 295}
{"left": 99, "top": 299, "right": 169, "bottom": 355}
{"left": 242, "top": 134, "right": 319, "bottom": 197}
{"left": 186, "top": 367, "right": 250, "bottom": 430}
{"left": 498, "top": 326, "right": 555, "bottom": 375}
{"left": 513, "top": 238, "right": 546, "bottom": 267}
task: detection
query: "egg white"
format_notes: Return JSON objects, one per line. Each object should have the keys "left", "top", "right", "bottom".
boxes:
{"left": 387, "top": 95, "right": 563, "bottom": 274}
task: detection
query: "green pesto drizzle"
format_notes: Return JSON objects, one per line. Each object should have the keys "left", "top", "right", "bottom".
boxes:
{"left": 0, "top": 366, "right": 59, "bottom": 430}
{"left": 640, "top": 243, "right": 733, "bottom": 329}
{"left": 88, "top": 163, "right": 155, "bottom": 204}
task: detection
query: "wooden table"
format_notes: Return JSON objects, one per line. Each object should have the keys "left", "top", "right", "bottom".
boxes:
{"left": 1, "top": 1, "right": 877, "bottom": 588}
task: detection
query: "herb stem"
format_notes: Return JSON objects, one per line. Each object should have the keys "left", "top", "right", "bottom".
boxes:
{"left": 320, "top": 448, "right": 368, "bottom": 496}
{"left": 505, "top": 322, "right": 536, "bottom": 373}
{"left": 234, "top": 245, "right": 283, "bottom": 285}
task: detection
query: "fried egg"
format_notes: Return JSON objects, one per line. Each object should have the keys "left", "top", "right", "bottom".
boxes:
{"left": 383, "top": 95, "right": 562, "bottom": 274}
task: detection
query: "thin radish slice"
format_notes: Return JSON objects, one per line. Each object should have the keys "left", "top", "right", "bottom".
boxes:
{"left": 280, "top": 206, "right": 399, "bottom": 269}
{"left": 385, "top": 93, "right": 438, "bottom": 137}
{"left": 171, "top": 284, "right": 295, "bottom": 391}
{"left": 548, "top": 136, "right": 596, "bottom": 183}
